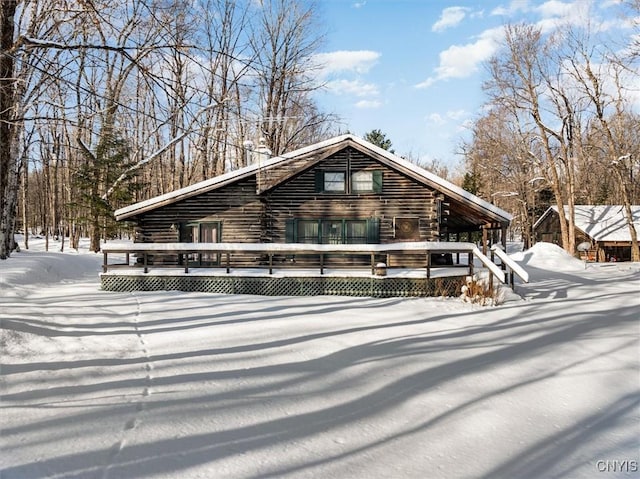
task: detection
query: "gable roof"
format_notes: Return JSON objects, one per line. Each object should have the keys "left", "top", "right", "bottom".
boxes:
{"left": 114, "top": 134, "right": 512, "bottom": 223}
{"left": 535, "top": 205, "right": 640, "bottom": 242}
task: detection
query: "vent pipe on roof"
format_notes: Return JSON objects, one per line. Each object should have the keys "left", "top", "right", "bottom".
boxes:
{"left": 255, "top": 137, "right": 272, "bottom": 165}
{"left": 243, "top": 139, "right": 254, "bottom": 166}
{"left": 242, "top": 138, "right": 272, "bottom": 166}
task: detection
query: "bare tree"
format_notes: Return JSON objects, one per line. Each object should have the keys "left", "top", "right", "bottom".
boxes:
{"left": 0, "top": 0, "right": 19, "bottom": 258}
{"left": 463, "top": 105, "right": 550, "bottom": 249}
{"left": 193, "top": 0, "right": 254, "bottom": 176}
{"left": 563, "top": 29, "right": 639, "bottom": 260}
{"left": 483, "top": 24, "right": 580, "bottom": 253}
{"left": 1, "top": 0, "right": 59, "bottom": 258}
{"left": 249, "top": 0, "right": 327, "bottom": 155}
{"left": 5, "top": 0, "right": 336, "bottom": 259}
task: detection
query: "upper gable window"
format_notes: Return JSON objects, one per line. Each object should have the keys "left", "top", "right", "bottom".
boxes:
{"left": 315, "top": 171, "right": 345, "bottom": 193}
{"left": 351, "top": 171, "right": 372, "bottom": 192}
{"left": 324, "top": 172, "right": 345, "bottom": 192}
{"left": 352, "top": 170, "right": 383, "bottom": 193}
{"left": 315, "top": 169, "right": 382, "bottom": 194}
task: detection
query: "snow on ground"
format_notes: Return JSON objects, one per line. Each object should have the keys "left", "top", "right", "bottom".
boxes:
{"left": 1, "top": 237, "right": 639, "bottom": 479}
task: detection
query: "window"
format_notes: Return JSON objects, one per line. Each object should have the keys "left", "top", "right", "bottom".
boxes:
{"left": 321, "top": 220, "right": 343, "bottom": 244}
{"left": 286, "top": 218, "right": 379, "bottom": 244}
{"left": 315, "top": 170, "right": 382, "bottom": 193}
{"left": 351, "top": 171, "right": 373, "bottom": 192}
{"left": 297, "top": 220, "right": 319, "bottom": 243}
{"left": 345, "top": 220, "right": 367, "bottom": 243}
{"left": 352, "top": 170, "right": 383, "bottom": 193}
{"left": 323, "top": 172, "right": 345, "bottom": 192}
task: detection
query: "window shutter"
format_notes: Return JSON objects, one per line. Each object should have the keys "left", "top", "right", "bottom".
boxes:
{"left": 285, "top": 219, "right": 295, "bottom": 243}
{"left": 372, "top": 171, "right": 383, "bottom": 193}
{"left": 314, "top": 170, "right": 324, "bottom": 193}
{"left": 366, "top": 218, "right": 380, "bottom": 243}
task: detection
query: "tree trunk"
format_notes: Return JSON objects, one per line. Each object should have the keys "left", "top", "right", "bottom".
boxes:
{"left": 21, "top": 155, "right": 28, "bottom": 249}
{"left": 0, "top": 0, "right": 18, "bottom": 259}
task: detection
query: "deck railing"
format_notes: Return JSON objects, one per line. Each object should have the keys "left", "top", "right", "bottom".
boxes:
{"left": 491, "top": 244, "right": 530, "bottom": 288}
{"left": 101, "top": 241, "right": 508, "bottom": 284}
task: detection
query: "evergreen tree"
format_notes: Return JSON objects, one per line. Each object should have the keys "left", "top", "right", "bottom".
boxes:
{"left": 363, "top": 129, "right": 394, "bottom": 153}
{"left": 462, "top": 171, "right": 480, "bottom": 195}
{"left": 71, "top": 132, "right": 138, "bottom": 251}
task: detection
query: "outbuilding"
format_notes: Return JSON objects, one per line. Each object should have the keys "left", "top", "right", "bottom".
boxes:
{"left": 533, "top": 205, "right": 640, "bottom": 262}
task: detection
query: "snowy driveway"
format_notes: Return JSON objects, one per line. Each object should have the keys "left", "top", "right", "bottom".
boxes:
{"left": 1, "top": 248, "right": 639, "bottom": 479}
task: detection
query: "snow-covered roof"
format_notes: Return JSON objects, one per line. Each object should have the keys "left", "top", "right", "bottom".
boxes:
{"left": 114, "top": 134, "right": 512, "bottom": 222}
{"left": 535, "top": 205, "right": 640, "bottom": 242}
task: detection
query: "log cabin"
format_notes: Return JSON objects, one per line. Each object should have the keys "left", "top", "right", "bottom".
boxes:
{"left": 113, "top": 134, "right": 512, "bottom": 268}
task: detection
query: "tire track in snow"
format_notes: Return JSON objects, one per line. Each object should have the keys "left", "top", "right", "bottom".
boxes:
{"left": 102, "top": 292, "right": 153, "bottom": 479}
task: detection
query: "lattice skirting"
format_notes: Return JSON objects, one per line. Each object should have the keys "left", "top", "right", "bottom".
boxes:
{"left": 100, "top": 274, "right": 465, "bottom": 298}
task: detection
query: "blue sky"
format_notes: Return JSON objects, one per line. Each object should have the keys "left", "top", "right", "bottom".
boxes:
{"left": 312, "top": 0, "right": 636, "bottom": 170}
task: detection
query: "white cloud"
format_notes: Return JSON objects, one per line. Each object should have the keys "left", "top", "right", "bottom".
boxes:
{"left": 355, "top": 99, "right": 382, "bottom": 109}
{"left": 492, "top": 0, "right": 620, "bottom": 34}
{"left": 534, "top": 1, "right": 594, "bottom": 33}
{"left": 326, "top": 79, "right": 379, "bottom": 97}
{"left": 416, "top": 27, "right": 503, "bottom": 88}
{"left": 415, "top": 77, "right": 436, "bottom": 89}
{"left": 536, "top": 0, "right": 573, "bottom": 18}
{"left": 447, "top": 109, "right": 468, "bottom": 120}
{"left": 313, "top": 50, "right": 380, "bottom": 76}
{"left": 353, "top": 1, "right": 366, "bottom": 8}
{"left": 427, "top": 110, "right": 469, "bottom": 125}
{"left": 491, "top": 0, "right": 531, "bottom": 16}
{"left": 427, "top": 113, "right": 445, "bottom": 125}
{"left": 432, "top": 7, "right": 470, "bottom": 32}
{"left": 457, "top": 119, "right": 475, "bottom": 132}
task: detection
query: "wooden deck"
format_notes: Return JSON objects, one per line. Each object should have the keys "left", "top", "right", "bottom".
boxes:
{"left": 100, "top": 241, "right": 513, "bottom": 297}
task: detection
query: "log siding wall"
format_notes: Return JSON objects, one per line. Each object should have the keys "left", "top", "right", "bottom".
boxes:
{"left": 130, "top": 147, "right": 441, "bottom": 266}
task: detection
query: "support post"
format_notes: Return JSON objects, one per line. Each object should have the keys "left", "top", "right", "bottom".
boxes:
{"left": 502, "top": 223, "right": 508, "bottom": 250}
{"left": 320, "top": 253, "right": 324, "bottom": 275}
{"left": 226, "top": 253, "right": 230, "bottom": 273}
{"left": 482, "top": 226, "right": 488, "bottom": 256}
{"left": 103, "top": 251, "right": 108, "bottom": 273}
